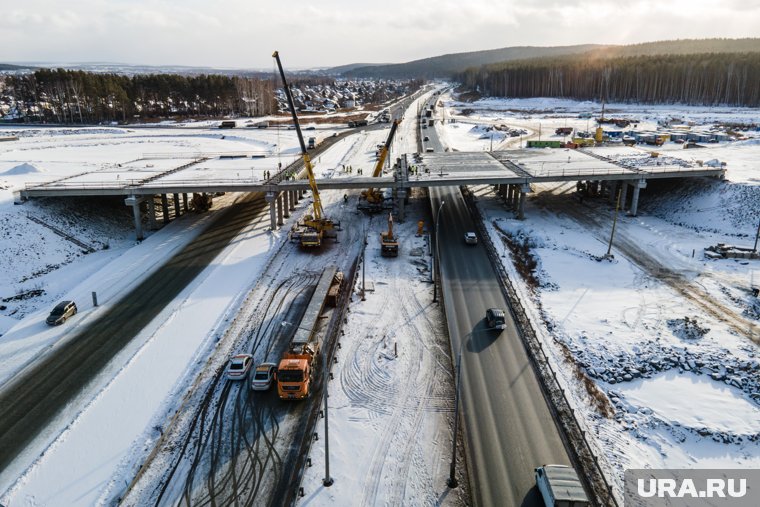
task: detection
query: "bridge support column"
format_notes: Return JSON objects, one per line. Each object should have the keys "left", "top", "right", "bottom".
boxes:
{"left": 620, "top": 181, "right": 629, "bottom": 210}
{"left": 277, "top": 193, "right": 284, "bottom": 226}
{"left": 173, "top": 193, "right": 180, "bottom": 218}
{"left": 283, "top": 190, "right": 290, "bottom": 218}
{"left": 183, "top": 193, "right": 189, "bottom": 213}
{"left": 508, "top": 184, "right": 517, "bottom": 209}
{"left": 147, "top": 196, "right": 157, "bottom": 230}
{"left": 607, "top": 181, "right": 617, "bottom": 204}
{"left": 266, "top": 192, "right": 277, "bottom": 230}
{"left": 161, "top": 194, "right": 170, "bottom": 223}
{"left": 289, "top": 190, "right": 297, "bottom": 210}
{"left": 517, "top": 184, "right": 530, "bottom": 220}
{"left": 397, "top": 189, "right": 407, "bottom": 222}
{"left": 629, "top": 179, "right": 647, "bottom": 216}
{"left": 125, "top": 195, "right": 145, "bottom": 241}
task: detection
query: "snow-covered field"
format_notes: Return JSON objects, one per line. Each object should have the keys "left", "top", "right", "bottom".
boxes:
{"left": 440, "top": 94, "right": 760, "bottom": 495}
{"left": 1, "top": 88, "right": 758, "bottom": 506}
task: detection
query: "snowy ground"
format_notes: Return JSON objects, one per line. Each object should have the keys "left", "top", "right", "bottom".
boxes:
{"left": 0, "top": 90, "right": 464, "bottom": 506}
{"left": 440, "top": 94, "right": 760, "bottom": 496}
{"left": 2, "top": 88, "right": 758, "bottom": 506}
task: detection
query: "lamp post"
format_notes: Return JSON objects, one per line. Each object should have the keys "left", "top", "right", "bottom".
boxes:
{"left": 282, "top": 321, "right": 333, "bottom": 487}
{"left": 433, "top": 200, "right": 445, "bottom": 303}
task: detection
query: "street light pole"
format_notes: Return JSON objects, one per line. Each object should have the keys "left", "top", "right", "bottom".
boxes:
{"left": 433, "top": 200, "right": 445, "bottom": 303}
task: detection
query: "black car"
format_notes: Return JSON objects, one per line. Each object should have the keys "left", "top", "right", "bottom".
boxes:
{"left": 46, "top": 300, "right": 78, "bottom": 325}
{"left": 485, "top": 308, "right": 506, "bottom": 331}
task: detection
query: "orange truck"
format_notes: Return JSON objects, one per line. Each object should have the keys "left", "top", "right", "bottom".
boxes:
{"left": 277, "top": 342, "right": 319, "bottom": 400}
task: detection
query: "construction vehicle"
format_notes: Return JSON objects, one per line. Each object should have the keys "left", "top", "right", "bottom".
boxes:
{"left": 277, "top": 337, "right": 320, "bottom": 400}
{"left": 358, "top": 119, "right": 399, "bottom": 213}
{"left": 277, "top": 267, "right": 338, "bottom": 399}
{"left": 380, "top": 213, "right": 399, "bottom": 257}
{"left": 273, "top": 51, "right": 337, "bottom": 248}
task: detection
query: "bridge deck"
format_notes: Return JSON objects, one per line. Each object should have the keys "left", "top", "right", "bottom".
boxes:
{"left": 18, "top": 148, "right": 723, "bottom": 199}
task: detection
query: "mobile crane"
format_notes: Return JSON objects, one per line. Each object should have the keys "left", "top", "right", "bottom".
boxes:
{"left": 359, "top": 119, "right": 399, "bottom": 213}
{"left": 273, "top": 50, "right": 337, "bottom": 248}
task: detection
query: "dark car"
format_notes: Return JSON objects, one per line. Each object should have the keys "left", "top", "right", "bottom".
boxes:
{"left": 46, "top": 300, "right": 78, "bottom": 326}
{"left": 485, "top": 308, "right": 506, "bottom": 331}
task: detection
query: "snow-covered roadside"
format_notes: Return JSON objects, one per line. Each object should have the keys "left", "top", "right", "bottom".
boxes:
{"left": 439, "top": 95, "right": 760, "bottom": 496}
{"left": 298, "top": 196, "right": 465, "bottom": 507}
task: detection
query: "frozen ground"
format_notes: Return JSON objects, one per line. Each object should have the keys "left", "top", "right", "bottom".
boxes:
{"left": 0, "top": 90, "right": 463, "bottom": 506}
{"left": 2, "top": 88, "right": 758, "bottom": 505}
{"left": 441, "top": 94, "right": 760, "bottom": 496}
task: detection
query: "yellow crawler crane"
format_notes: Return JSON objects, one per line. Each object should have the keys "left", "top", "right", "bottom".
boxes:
{"left": 273, "top": 50, "right": 337, "bottom": 248}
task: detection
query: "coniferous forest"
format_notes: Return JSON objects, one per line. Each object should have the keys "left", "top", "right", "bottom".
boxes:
{"left": 0, "top": 69, "right": 278, "bottom": 123}
{"left": 456, "top": 52, "right": 760, "bottom": 106}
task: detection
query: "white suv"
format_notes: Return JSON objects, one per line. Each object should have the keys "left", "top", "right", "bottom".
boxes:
{"left": 464, "top": 232, "right": 478, "bottom": 245}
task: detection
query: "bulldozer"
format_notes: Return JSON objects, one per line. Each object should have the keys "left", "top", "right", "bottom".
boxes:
{"left": 380, "top": 213, "right": 399, "bottom": 257}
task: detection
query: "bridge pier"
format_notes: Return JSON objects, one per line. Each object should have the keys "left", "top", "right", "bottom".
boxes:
{"left": 277, "top": 193, "right": 284, "bottom": 226}
{"left": 161, "top": 194, "right": 170, "bottom": 223}
{"left": 517, "top": 184, "right": 531, "bottom": 220}
{"left": 289, "top": 190, "right": 297, "bottom": 211}
{"left": 283, "top": 191, "right": 290, "bottom": 218}
{"left": 182, "top": 193, "right": 189, "bottom": 213}
{"left": 124, "top": 195, "right": 147, "bottom": 241}
{"left": 630, "top": 179, "right": 647, "bottom": 216}
{"left": 397, "top": 189, "right": 407, "bottom": 222}
{"left": 607, "top": 181, "right": 618, "bottom": 204}
{"left": 266, "top": 192, "right": 277, "bottom": 231}
{"left": 147, "top": 196, "right": 157, "bottom": 230}
{"left": 173, "top": 193, "right": 180, "bottom": 218}
{"left": 508, "top": 184, "right": 517, "bottom": 209}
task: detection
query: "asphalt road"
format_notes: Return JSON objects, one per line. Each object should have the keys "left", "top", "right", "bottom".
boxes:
{"left": 432, "top": 186, "right": 571, "bottom": 506}
{"left": 0, "top": 192, "right": 269, "bottom": 473}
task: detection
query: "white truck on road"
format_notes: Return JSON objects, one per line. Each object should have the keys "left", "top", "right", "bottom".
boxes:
{"left": 535, "top": 464, "right": 590, "bottom": 507}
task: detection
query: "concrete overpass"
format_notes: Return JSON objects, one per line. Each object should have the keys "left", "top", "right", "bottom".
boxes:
{"left": 16, "top": 147, "right": 724, "bottom": 240}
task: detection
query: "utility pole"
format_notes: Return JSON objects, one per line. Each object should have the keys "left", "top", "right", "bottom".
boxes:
{"left": 323, "top": 342, "right": 333, "bottom": 487}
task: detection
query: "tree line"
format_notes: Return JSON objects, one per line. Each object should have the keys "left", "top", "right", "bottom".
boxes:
{"left": 456, "top": 52, "right": 760, "bottom": 106}
{"left": 1, "top": 69, "right": 279, "bottom": 123}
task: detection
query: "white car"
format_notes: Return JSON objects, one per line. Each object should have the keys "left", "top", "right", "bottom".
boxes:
{"left": 464, "top": 232, "right": 478, "bottom": 245}
{"left": 250, "top": 362, "right": 278, "bottom": 391}
{"left": 226, "top": 353, "right": 253, "bottom": 380}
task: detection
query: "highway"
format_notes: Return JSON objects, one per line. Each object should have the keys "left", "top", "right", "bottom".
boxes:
{"left": 0, "top": 192, "right": 270, "bottom": 473}
{"left": 432, "top": 186, "right": 571, "bottom": 506}
{"left": 424, "top": 96, "right": 572, "bottom": 506}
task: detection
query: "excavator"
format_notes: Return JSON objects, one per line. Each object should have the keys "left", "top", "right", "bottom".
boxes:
{"left": 273, "top": 51, "right": 337, "bottom": 248}
{"left": 358, "top": 119, "right": 399, "bottom": 213}
{"left": 380, "top": 213, "right": 399, "bottom": 257}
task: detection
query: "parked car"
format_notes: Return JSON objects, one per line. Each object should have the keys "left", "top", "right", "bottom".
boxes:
{"left": 423, "top": 136, "right": 430, "bottom": 141}
{"left": 226, "top": 354, "right": 253, "bottom": 380}
{"left": 425, "top": 147, "right": 434, "bottom": 152}
{"left": 485, "top": 308, "right": 507, "bottom": 330}
{"left": 464, "top": 232, "right": 478, "bottom": 245}
{"left": 250, "top": 362, "right": 278, "bottom": 391}
{"left": 46, "top": 300, "right": 77, "bottom": 325}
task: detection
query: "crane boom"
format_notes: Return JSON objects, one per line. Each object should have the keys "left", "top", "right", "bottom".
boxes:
{"left": 272, "top": 50, "right": 324, "bottom": 221}
{"left": 364, "top": 119, "right": 399, "bottom": 205}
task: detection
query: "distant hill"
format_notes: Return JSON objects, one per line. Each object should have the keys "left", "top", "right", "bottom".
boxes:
{"left": 338, "top": 45, "right": 603, "bottom": 79}
{"left": 337, "top": 38, "right": 760, "bottom": 80}
{"left": 326, "top": 62, "right": 389, "bottom": 75}
{"left": 0, "top": 63, "right": 36, "bottom": 71}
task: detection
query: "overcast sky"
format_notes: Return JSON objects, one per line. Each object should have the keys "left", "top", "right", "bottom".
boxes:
{"left": 4, "top": 0, "right": 759, "bottom": 69}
